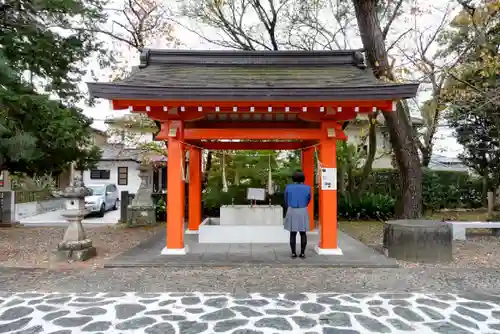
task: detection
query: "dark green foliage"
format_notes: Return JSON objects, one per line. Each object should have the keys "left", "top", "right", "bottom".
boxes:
{"left": 338, "top": 193, "right": 396, "bottom": 221}
{"left": 197, "top": 169, "right": 483, "bottom": 220}
{"left": 0, "top": 0, "right": 108, "bottom": 175}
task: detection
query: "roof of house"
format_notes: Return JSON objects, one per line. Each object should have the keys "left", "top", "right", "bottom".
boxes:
{"left": 100, "top": 144, "right": 141, "bottom": 162}
{"left": 87, "top": 49, "right": 419, "bottom": 102}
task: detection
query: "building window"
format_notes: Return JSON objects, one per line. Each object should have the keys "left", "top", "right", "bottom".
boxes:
{"left": 118, "top": 167, "right": 128, "bottom": 185}
{"left": 90, "top": 169, "right": 110, "bottom": 180}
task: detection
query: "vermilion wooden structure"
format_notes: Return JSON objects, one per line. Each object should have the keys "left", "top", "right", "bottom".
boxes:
{"left": 88, "top": 49, "right": 418, "bottom": 255}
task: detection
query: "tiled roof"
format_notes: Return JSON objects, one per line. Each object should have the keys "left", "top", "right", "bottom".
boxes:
{"left": 87, "top": 49, "right": 419, "bottom": 101}
{"left": 100, "top": 145, "right": 141, "bottom": 162}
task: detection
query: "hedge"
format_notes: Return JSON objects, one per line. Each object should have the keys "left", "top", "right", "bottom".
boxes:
{"left": 200, "top": 169, "right": 483, "bottom": 219}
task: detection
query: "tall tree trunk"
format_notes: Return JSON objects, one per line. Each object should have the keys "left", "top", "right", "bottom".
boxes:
{"left": 357, "top": 113, "right": 378, "bottom": 194}
{"left": 352, "top": 0, "right": 423, "bottom": 218}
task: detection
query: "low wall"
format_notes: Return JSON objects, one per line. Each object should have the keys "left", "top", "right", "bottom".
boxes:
{"left": 220, "top": 205, "right": 283, "bottom": 225}
{"left": 15, "top": 198, "right": 65, "bottom": 220}
{"left": 199, "top": 218, "right": 289, "bottom": 243}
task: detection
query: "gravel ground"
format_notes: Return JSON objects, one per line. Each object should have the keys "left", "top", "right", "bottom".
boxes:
{"left": 0, "top": 225, "right": 164, "bottom": 269}
{"left": 1, "top": 266, "right": 500, "bottom": 295}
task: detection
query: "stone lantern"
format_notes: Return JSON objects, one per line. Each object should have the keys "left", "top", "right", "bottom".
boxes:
{"left": 54, "top": 175, "right": 97, "bottom": 261}
{"left": 127, "top": 163, "right": 155, "bottom": 227}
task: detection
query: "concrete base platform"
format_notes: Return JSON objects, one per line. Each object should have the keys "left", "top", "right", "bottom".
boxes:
{"left": 161, "top": 246, "right": 189, "bottom": 255}
{"left": 106, "top": 229, "right": 397, "bottom": 268}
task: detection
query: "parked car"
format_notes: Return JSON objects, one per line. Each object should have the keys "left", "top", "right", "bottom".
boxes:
{"left": 85, "top": 184, "right": 119, "bottom": 217}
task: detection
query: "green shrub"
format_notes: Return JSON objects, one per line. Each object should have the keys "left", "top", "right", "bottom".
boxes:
{"left": 338, "top": 193, "right": 396, "bottom": 220}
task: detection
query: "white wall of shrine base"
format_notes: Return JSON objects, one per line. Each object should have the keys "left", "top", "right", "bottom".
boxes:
{"left": 199, "top": 218, "right": 289, "bottom": 243}
{"left": 219, "top": 205, "right": 283, "bottom": 225}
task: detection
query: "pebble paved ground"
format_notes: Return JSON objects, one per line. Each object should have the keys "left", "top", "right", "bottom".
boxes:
{"left": 2, "top": 291, "right": 500, "bottom": 333}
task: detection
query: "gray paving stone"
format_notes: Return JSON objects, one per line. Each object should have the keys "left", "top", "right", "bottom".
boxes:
{"left": 393, "top": 306, "right": 425, "bottom": 322}
{"left": 330, "top": 305, "right": 363, "bottom": 313}
{"left": 283, "top": 293, "right": 308, "bottom": 301}
{"left": 45, "top": 297, "right": 71, "bottom": 305}
{"left": 231, "top": 306, "right": 263, "bottom": 317}
{"left": 434, "top": 294, "right": 457, "bottom": 301}
{"left": 67, "top": 300, "right": 115, "bottom": 307}
{"left": 292, "top": 316, "right": 317, "bottom": 329}
{"left": 115, "top": 316, "right": 156, "bottom": 330}
{"left": 186, "top": 308, "right": 205, "bottom": 314}
{"left": 459, "top": 301, "right": 494, "bottom": 310}
{"left": 115, "top": 303, "right": 146, "bottom": 319}
{"left": 388, "top": 299, "right": 411, "bottom": 306}
{"left": 161, "top": 315, "right": 187, "bottom": 321}
{"left": 73, "top": 297, "right": 104, "bottom": 303}
{"left": 417, "top": 306, "right": 445, "bottom": 320}
{"left": 0, "top": 317, "right": 32, "bottom": 333}
{"left": 323, "top": 328, "right": 360, "bottom": 334}
{"left": 16, "top": 293, "right": 43, "bottom": 299}
{"left": 214, "top": 319, "right": 249, "bottom": 332}
{"left": 0, "top": 306, "right": 34, "bottom": 320}
{"left": 316, "top": 296, "right": 341, "bottom": 305}
{"left": 234, "top": 299, "right": 269, "bottom": 307}
{"left": 136, "top": 293, "right": 161, "bottom": 298}
{"left": 339, "top": 296, "right": 359, "bottom": 303}
{"left": 254, "top": 317, "right": 292, "bottom": 330}
{"left": 182, "top": 296, "right": 201, "bottom": 305}
{"left": 415, "top": 298, "right": 450, "bottom": 309}
{"left": 425, "top": 321, "right": 474, "bottom": 334}
{"left": 450, "top": 314, "right": 480, "bottom": 330}
{"left": 488, "top": 323, "right": 500, "bottom": 330}
{"left": 232, "top": 330, "right": 263, "bottom": 334}
{"left": 81, "top": 321, "right": 112, "bottom": 332}
{"left": 139, "top": 299, "right": 158, "bottom": 304}
{"left": 42, "top": 310, "right": 70, "bottom": 321}
{"left": 205, "top": 297, "right": 229, "bottom": 308}
{"left": 366, "top": 300, "right": 383, "bottom": 306}
{"left": 53, "top": 316, "right": 93, "bottom": 328}
{"left": 101, "top": 292, "right": 126, "bottom": 298}
{"left": 275, "top": 299, "right": 295, "bottom": 308}
{"left": 27, "top": 300, "right": 42, "bottom": 305}
{"left": 46, "top": 331, "right": 71, "bottom": 334}
{"left": 200, "top": 308, "right": 236, "bottom": 321}
{"left": 369, "top": 306, "right": 389, "bottom": 317}
{"left": 13, "top": 325, "right": 44, "bottom": 334}
{"left": 455, "top": 306, "right": 488, "bottom": 321}
{"left": 35, "top": 305, "right": 58, "bottom": 312}
{"left": 4, "top": 299, "right": 25, "bottom": 307}
{"left": 379, "top": 293, "right": 413, "bottom": 299}
{"left": 144, "top": 322, "right": 176, "bottom": 334}
{"left": 265, "top": 309, "right": 296, "bottom": 315}
{"left": 386, "top": 318, "right": 414, "bottom": 331}
{"left": 145, "top": 309, "right": 172, "bottom": 315}
{"left": 301, "top": 302, "right": 326, "bottom": 314}
{"left": 77, "top": 307, "right": 107, "bottom": 316}
{"left": 319, "top": 312, "right": 351, "bottom": 327}
{"left": 158, "top": 300, "right": 176, "bottom": 306}
{"left": 178, "top": 321, "right": 208, "bottom": 334}
{"left": 354, "top": 314, "right": 392, "bottom": 333}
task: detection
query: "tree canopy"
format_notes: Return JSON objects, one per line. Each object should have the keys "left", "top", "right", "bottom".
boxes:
{"left": 443, "top": 0, "right": 500, "bottom": 192}
{"left": 0, "top": 0, "right": 108, "bottom": 175}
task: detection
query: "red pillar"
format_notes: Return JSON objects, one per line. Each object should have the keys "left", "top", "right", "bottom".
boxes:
{"left": 316, "top": 122, "right": 341, "bottom": 255}
{"left": 188, "top": 147, "right": 202, "bottom": 231}
{"left": 163, "top": 120, "right": 187, "bottom": 255}
{"left": 302, "top": 148, "right": 315, "bottom": 231}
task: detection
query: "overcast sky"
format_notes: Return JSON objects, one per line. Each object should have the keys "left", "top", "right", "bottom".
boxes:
{"left": 80, "top": 0, "right": 463, "bottom": 158}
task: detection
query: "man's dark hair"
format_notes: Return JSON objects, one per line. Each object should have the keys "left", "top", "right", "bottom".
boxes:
{"left": 292, "top": 171, "right": 305, "bottom": 183}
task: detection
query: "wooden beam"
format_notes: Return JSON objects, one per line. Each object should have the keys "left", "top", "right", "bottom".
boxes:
{"left": 195, "top": 141, "right": 313, "bottom": 150}
{"left": 185, "top": 121, "right": 320, "bottom": 129}
{"left": 184, "top": 128, "right": 325, "bottom": 140}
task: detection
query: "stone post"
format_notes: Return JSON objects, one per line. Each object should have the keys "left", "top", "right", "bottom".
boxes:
{"left": 54, "top": 175, "right": 97, "bottom": 261}
{"left": 127, "top": 164, "right": 156, "bottom": 227}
